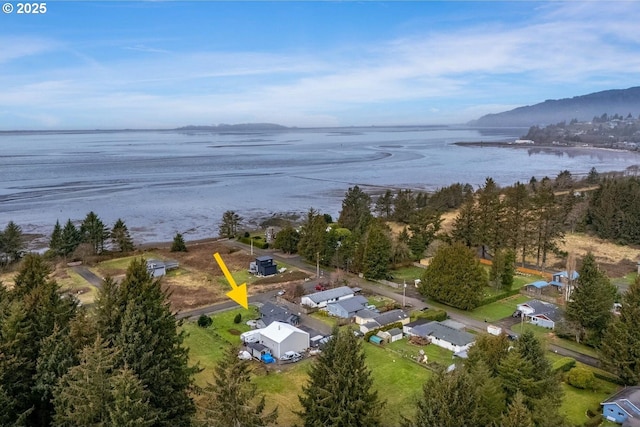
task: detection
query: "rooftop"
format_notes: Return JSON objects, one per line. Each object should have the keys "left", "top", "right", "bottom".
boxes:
{"left": 305, "top": 286, "right": 354, "bottom": 304}
{"left": 260, "top": 321, "right": 308, "bottom": 343}
{"left": 411, "top": 321, "right": 475, "bottom": 347}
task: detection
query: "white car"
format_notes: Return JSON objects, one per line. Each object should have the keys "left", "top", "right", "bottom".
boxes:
{"left": 280, "top": 351, "right": 302, "bottom": 363}
{"left": 277, "top": 290, "right": 286, "bottom": 296}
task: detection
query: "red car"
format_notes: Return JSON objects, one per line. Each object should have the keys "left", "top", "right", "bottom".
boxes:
{"left": 315, "top": 284, "right": 327, "bottom": 291}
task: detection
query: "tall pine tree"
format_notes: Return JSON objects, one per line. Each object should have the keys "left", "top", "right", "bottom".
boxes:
{"left": 196, "top": 345, "right": 277, "bottom": 427}
{"left": 600, "top": 276, "right": 640, "bottom": 385}
{"left": 298, "top": 327, "right": 382, "bottom": 427}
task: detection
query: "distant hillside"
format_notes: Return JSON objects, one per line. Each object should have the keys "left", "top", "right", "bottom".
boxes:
{"left": 470, "top": 87, "right": 640, "bottom": 127}
{"left": 175, "top": 123, "right": 288, "bottom": 131}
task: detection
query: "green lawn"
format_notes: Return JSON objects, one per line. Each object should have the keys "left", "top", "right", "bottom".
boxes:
{"left": 560, "top": 378, "right": 618, "bottom": 426}
{"left": 386, "top": 339, "right": 454, "bottom": 367}
{"left": 389, "top": 266, "right": 425, "bottom": 284}
{"left": 92, "top": 252, "right": 163, "bottom": 275}
{"left": 58, "top": 268, "right": 99, "bottom": 305}
{"left": 363, "top": 343, "right": 431, "bottom": 425}
{"left": 511, "top": 323, "right": 601, "bottom": 359}
{"left": 467, "top": 294, "right": 530, "bottom": 322}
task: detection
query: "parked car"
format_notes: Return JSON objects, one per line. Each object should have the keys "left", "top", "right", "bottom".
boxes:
{"left": 315, "top": 283, "right": 327, "bottom": 291}
{"left": 280, "top": 351, "right": 303, "bottom": 363}
{"left": 277, "top": 289, "right": 286, "bottom": 296}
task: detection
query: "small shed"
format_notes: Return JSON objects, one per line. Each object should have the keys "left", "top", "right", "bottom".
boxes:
{"left": 246, "top": 342, "right": 271, "bottom": 360}
{"left": 387, "top": 328, "right": 404, "bottom": 343}
{"left": 255, "top": 256, "right": 277, "bottom": 276}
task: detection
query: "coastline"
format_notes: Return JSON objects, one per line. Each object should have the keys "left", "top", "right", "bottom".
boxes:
{"left": 454, "top": 140, "right": 640, "bottom": 155}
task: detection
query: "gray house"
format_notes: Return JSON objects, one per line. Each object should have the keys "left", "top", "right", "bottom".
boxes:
{"left": 326, "top": 295, "right": 368, "bottom": 318}
{"left": 258, "top": 302, "right": 300, "bottom": 328}
{"left": 407, "top": 321, "right": 475, "bottom": 353}
{"left": 359, "top": 309, "right": 410, "bottom": 334}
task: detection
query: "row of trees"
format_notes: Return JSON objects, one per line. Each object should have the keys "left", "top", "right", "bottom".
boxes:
{"left": 48, "top": 212, "right": 135, "bottom": 258}
{"left": 0, "top": 255, "right": 197, "bottom": 426}
{"left": 585, "top": 176, "right": 640, "bottom": 244}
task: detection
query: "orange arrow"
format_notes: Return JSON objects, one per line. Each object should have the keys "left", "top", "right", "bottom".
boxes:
{"left": 213, "top": 252, "right": 248, "bottom": 309}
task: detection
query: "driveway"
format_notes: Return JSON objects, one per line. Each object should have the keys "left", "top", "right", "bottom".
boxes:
{"left": 71, "top": 265, "right": 104, "bottom": 290}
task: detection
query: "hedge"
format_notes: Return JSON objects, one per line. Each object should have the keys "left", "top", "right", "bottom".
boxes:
{"left": 552, "top": 357, "right": 576, "bottom": 373}
{"left": 414, "top": 309, "right": 448, "bottom": 322}
{"left": 238, "top": 236, "right": 269, "bottom": 249}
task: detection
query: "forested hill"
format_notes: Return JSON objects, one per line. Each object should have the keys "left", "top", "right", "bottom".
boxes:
{"left": 470, "top": 87, "right": 640, "bottom": 127}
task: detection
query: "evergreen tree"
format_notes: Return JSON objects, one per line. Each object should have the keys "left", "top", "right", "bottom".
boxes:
{"left": 393, "top": 189, "right": 417, "bottom": 223}
{"left": 196, "top": 345, "right": 277, "bottom": 427}
{"left": 450, "top": 193, "right": 477, "bottom": 248}
{"left": 530, "top": 183, "right": 566, "bottom": 268}
{"left": 500, "top": 391, "right": 533, "bottom": 427}
{"left": 94, "top": 258, "right": 198, "bottom": 426}
{"left": 407, "top": 208, "right": 442, "bottom": 260}
{"left": 565, "top": 253, "right": 617, "bottom": 344}
{"left": 219, "top": 210, "right": 242, "bottom": 238}
{"left": 297, "top": 209, "right": 329, "bottom": 263}
{"left": 80, "top": 211, "right": 109, "bottom": 254}
{"left": 171, "top": 233, "right": 188, "bottom": 252}
{"left": 466, "top": 333, "right": 511, "bottom": 376}
{"left": 361, "top": 220, "right": 392, "bottom": 280}
{"left": 469, "top": 362, "right": 506, "bottom": 426}
{"left": 111, "top": 218, "right": 134, "bottom": 252}
{"left": 52, "top": 336, "right": 116, "bottom": 426}
{"left": 474, "top": 178, "right": 504, "bottom": 258}
{"left": 49, "top": 220, "right": 63, "bottom": 257}
{"left": 600, "top": 276, "right": 640, "bottom": 385}
{"left": 0, "top": 221, "right": 24, "bottom": 264}
{"left": 0, "top": 254, "right": 78, "bottom": 426}
{"left": 298, "top": 327, "right": 382, "bottom": 427}
{"left": 108, "top": 366, "right": 158, "bottom": 427}
{"left": 403, "top": 367, "right": 480, "bottom": 427}
{"left": 419, "top": 243, "right": 486, "bottom": 310}
{"left": 273, "top": 225, "right": 300, "bottom": 254}
{"left": 338, "top": 185, "right": 372, "bottom": 233}
{"left": 61, "top": 219, "right": 81, "bottom": 257}
{"left": 374, "top": 189, "right": 394, "bottom": 219}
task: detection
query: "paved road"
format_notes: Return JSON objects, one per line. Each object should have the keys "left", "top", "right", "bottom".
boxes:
{"left": 71, "top": 266, "right": 104, "bottom": 290}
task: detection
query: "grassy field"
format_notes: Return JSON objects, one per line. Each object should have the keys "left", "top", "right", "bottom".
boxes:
{"left": 386, "top": 339, "right": 454, "bottom": 366}
{"left": 389, "top": 266, "right": 425, "bottom": 284}
{"left": 560, "top": 378, "right": 618, "bottom": 426}
{"left": 57, "top": 268, "right": 98, "bottom": 305}
{"left": 467, "top": 294, "right": 531, "bottom": 322}
{"left": 512, "top": 323, "right": 601, "bottom": 359}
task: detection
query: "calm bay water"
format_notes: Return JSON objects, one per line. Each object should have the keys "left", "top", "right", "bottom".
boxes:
{"left": 1, "top": 126, "right": 639, "bottom": 246}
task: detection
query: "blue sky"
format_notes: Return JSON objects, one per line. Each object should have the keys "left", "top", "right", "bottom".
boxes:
{"left": 1, "top": 1, "right": 640, "bottom": 130}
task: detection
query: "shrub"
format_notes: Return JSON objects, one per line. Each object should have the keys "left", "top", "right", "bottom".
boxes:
{"left": 233, "top": 313, "right": 242, "bottom": 324}
{"left": 415, "top": 309, "right": 447, "bottom": 322}
{"left": 567, "top": 366, "right": 596, "bottom": 390}
{"left": 583, "top": 415, "right": 603, "bottom": 427}
{"left": 197, "top": 315, "right": 213, "bottom": 328}
{"left": 552, "top": 357, "right": 576, "bottom": 373}
{"left": 244, "top": 231, "right": 250, "bottom": 238}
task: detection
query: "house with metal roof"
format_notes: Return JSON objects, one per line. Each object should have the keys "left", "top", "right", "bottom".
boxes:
{"left": 517, "top": 299, "right": 563, "bottom": 329}
{"left": 354, "top": 309, "right": 379, "bottom": 325}
{"left": 407, "top": 321, "right": 476, "bottom": 353}
{"left": 146, "top": 259, "right": 179, "bottom": 278}
{"left": 326, "top": 295, "right": 368, "bottom": 318}
{"left": 259, "top": 321, "right": 310, "bottom": 359}
{"left": 601, "top": 386, "right": 640, "bottom": 424}
{"left": 301, "top": 286, "right": 355, "bottom": 308}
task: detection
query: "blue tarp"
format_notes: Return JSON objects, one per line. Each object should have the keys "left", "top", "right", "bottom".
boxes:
{"left": 261, "top": 354, "right": 275, "bottom": 364}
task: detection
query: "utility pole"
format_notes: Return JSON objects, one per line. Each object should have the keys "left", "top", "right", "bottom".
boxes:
{"left": 403, "top": 280, "right": 406, "bottom": 308}
{"left": 316, "top": 251, "right": 320, "bottom": 279}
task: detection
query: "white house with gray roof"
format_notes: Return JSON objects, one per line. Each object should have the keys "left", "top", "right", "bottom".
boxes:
{"left": 407, "top": 321, "right": 476, "bottom": 353}
{"left": 517, "top": 299, "right": 563, "bottom": 329}
{"left": 301, "top": 286, "right": 354, "bottom": 308}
